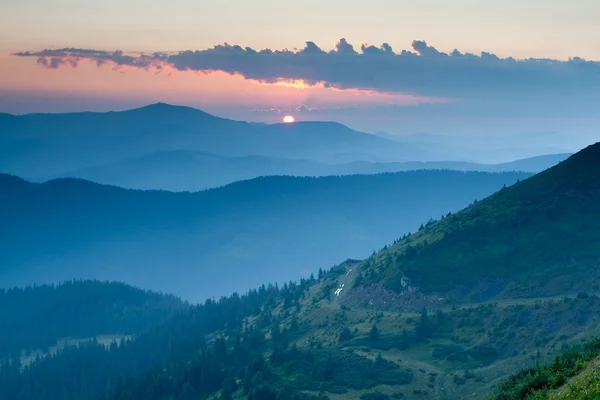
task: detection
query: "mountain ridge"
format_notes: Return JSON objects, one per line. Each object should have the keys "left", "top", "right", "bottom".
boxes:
{"left": 0, "top": 102, "right": 413, "bottom": 178}
{"left": 39, "top": 150, "right": 570, "bottom": 192}
{"left": 354, "top": 142, "right": 600, "bottom": 304}
{"left": 0, "top": 170, "right": 530, "bottom": 300}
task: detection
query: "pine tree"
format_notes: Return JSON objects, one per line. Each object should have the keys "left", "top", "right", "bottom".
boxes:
{"left": 339, "top": 327, "right": 353, "bottom": 343}
{"left": 416, "top": 308, "right": 433, "bottom": 339}
{"left": 369, "top": 324, "right": 380, "bottom": 343}
{"left": 290, "top": 314, "right": 298, "bottom": 332}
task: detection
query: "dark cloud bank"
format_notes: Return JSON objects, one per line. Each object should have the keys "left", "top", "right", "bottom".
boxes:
{"left": 14, "top": 39, "right": 600, "bottom": 101}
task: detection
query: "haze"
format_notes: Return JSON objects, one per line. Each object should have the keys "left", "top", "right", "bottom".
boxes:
{"left": 3, "top": 2, "right": 600, "bottom": 400}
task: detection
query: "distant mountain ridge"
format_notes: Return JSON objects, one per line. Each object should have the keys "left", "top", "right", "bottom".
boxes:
{"left": 0, "top": 103, "right": 415, "bottom": 180}
{"left": 40, "top": 150, "right": 569, "bottom": 191}
{"left": 2, "top": 103, "right": 572, "bottom": 190}
{"left": 0, "top": 170, "right": 530, "bottom": 301}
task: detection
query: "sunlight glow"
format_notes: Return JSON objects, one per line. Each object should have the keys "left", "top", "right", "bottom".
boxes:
{"left": 271, "top": 79, "right": 325, "bottom": 89}
{"left": 283, "top": 115, "right": 295, "bottom": 123}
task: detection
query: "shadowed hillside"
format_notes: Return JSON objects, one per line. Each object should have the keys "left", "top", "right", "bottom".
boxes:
{"left": 356, "top": 142, "right": 600, "bottom": 303}
{"left": 0, "top": 170, "right": 529, "bottom": 301}
{"left": 0, "top": 280, "right": 186, "bottom": 360}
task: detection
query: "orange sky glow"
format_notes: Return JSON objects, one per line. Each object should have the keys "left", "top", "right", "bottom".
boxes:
{"left": 0, "top": 55, "right": 443, "bottom": 116}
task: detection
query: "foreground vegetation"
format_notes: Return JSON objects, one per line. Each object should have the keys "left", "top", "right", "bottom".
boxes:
{"left": 491, "top": 339, "right": 600, "bottom": 399}
{"left": 3, "top": 267, "right": 600, "bottom": 400}
{"left": 0, "top": 280, "right": 185, "bottom": 360}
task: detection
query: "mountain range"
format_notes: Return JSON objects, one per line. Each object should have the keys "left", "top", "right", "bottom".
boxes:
{"left": 0, "top": 103, "right": 411, "bottom": 178}
{"left": 49, "top": 151, "right": 569, "bottom": 192}
{"left": 0, "top": 103, "right": 570, "bottom": 191}
{"left": 0, "top": 169, "right": 529, "bottom": 301}
{"left": 1, "top": 142, "right": 599, "bottom": 400}
{"left": 2, "top": 101, "right": 598, "bottom": 400}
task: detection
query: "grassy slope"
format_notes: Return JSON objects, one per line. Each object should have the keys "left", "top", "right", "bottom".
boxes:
{"left": 489, "top": 338, "right": 600, "bottom": 399}
{"left": 217, "top": 143, "right": 600, "bottom": 399}
{"left": 358, "top": 142, "right": 600, "bottom": 301}
{"left": 547, "top": 357, "right": 600, "bottom": 399}
{"left": 20, "top": 334, "right": 132, "bottom": 368}
{"left": 10, "top": 264, "right": 600, "bottom": 400}
{"left": 275, "top": 262, "right": 600, "bottom": 400}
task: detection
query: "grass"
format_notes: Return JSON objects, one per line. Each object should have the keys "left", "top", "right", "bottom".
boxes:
{"left": 357, "top": 143, "right": 600, "bottom": 301}
{"left": 547, "top": 357, "right": 600, "bottom": 399}
{"left": 489, "top": 339, "right": 600, "bottom": 399}
{"left": 20, "top": 334, "right": 131, "bottom": 368}
{"left": 287, "top": 261, "right": 600, "bottom": 399}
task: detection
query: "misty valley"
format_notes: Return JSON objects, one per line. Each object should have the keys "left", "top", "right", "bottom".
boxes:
{"left": 1, "top": 103, "right": 600, "bottom": 400}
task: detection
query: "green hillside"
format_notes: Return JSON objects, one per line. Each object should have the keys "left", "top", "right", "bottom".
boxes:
{"left": 5, "top": 267, "right": 600, "bottom": 400}
{"left": 491, "top": 338, "right": 600, "bottom": 399}
{"left": 2, "top": 143, "right": 600, "bottom": 400}
{"left": 357, "top": 142, "right": 600, "bottom": 301}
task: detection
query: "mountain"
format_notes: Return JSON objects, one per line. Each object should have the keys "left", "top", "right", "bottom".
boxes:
{"left": 51, "top": 151, "right": 333, "bottom": 191}
{"left": 385, "top": 132, "right": 579, "bottom": 164}
{"left": 2, "top": 143, "right": 600, "bottom": 400}
{"left": 328, "top": 154, "right": 570, "bottom": 176}
{"left": 0, "top": 103, "right": 569, "bottom": 192}
{"left": 50, "top": 151, "right": 570, "bottom": 192}
{"left": 0, "top": 103, "right": 420, "bottom": 179}
{"left": 491, "top": 153, "right": 572, "bottom": 173}
{"left": 355, "top": 142, "right": 600, "bottom": 303}
{"left": 0, "top": 170, "right": 529, "bottom": 301}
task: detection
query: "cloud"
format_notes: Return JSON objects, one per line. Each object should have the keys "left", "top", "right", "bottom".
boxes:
{"left": 14, "top": 48, "right": 164, "bottom": 69}
{"left": 360, "top": 42, "right": 394, "bottom": 55}
{"left": 334, "top": 38, "right": 358, "bottom": 55}
{"left": 296, "top": 104, "right": 325, "bottom": 114}
{"left": 13, "top": 40, "right": 600, "bottom": 101}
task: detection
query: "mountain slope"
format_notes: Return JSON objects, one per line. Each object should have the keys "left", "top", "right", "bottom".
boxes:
{"left": 357, "top": 142, "right": 600, "bottom": 302}
{"left": 2, "top": 144, "right": 599, "bottom": 400}
{"left": 6, "top": 265, "right": 600, "bottom": 400}
{"left": 0, "top": 170, "right": 529, "bottom": 301}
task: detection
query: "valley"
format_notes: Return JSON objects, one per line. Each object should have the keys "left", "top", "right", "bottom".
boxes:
{"left": 4, "top": 3, "right": 600, "bottom": 398}
{"left": 2, "top": 143, "right": 599, "bottom": 400}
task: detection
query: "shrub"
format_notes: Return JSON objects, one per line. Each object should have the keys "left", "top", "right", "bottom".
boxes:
{"left": 360, "top": 392, "right": 390, "bottom": 400}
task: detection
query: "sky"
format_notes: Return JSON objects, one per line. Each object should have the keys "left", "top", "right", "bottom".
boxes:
{"left": 1, "top": 0, "right": 600, "bottom": 142}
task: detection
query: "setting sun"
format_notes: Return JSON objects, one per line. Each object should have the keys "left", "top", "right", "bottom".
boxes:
{"left": 283, "top": 115, "right": 295, "bottom": 123}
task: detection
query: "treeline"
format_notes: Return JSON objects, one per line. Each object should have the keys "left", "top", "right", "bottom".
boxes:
{"left": 0, "top": 280, "right": 186, "bottom": 360}
{"left": 0, "top": 271, "right": 417, "bottom": 400}
{"left": 0, "top": 278, "right": 312, "bottom": 399}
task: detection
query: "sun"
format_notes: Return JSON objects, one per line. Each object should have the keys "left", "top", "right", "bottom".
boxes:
{"left": 283, "top": 115, "right": 295, "bottom": 123}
